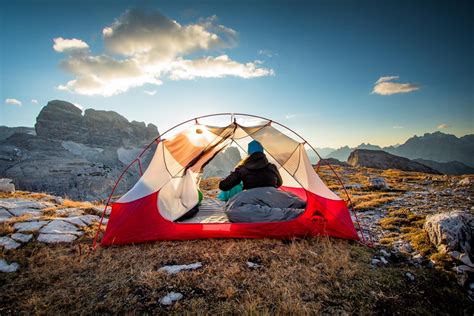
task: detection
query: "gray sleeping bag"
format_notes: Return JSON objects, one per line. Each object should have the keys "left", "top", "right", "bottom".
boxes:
{"left": 225, "top": 187, "right": 306, "bottom": 222}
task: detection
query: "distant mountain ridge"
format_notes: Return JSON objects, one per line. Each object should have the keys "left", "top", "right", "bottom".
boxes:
{"left": 413, "top": 159, "right": 474, "bottom": 176}
{"left": 348, "top": 149, "right": 441, "bottom": 174}
{"left": 326, "top": 132, "right": 474, "bottom": 167}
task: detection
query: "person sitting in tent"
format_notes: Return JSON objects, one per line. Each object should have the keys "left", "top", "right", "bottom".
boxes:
{"left": 219, "top": 140, "right": 306, "bottom": 222}
{"left": 219, "top": 140, "right": 282, "bottom": 193}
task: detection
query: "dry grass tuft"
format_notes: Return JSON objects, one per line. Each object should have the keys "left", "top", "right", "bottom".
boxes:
{"left": 61, "top": 199, "right": 95, "bottom": 209}
{"left": 0, "top": 222, "right": 14, "bottom": 236}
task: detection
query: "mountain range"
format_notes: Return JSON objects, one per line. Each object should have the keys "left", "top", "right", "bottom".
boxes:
{"left": 320, "top": 132, "right": 473, "bottom": 168}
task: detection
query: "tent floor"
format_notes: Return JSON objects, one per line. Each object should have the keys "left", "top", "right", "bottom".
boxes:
{"left": 178, "top": 198, "right": 230, "bottom": 223}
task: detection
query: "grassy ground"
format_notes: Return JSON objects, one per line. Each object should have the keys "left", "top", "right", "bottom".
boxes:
{"left": 1, "top": 169, "right": 472, "bottom": 314}
{"left": 1, "top": 236, "right": 470, "bottom": 314}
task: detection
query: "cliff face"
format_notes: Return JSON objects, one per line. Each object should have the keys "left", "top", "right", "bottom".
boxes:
{"left": 35, "top": 100, "right": 158, "bottom": 147}
{"left": 0, "top": 100, "right": 159, "bottom": 201}
{"left": 347, "top": 149, "right": 441, "bottom": 174}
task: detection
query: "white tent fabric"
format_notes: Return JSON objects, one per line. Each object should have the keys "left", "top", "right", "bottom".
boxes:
{"left": 117, "top": 122, "right": 341, "bottom": 221}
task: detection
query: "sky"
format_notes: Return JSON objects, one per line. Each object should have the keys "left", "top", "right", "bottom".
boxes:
{"left": 1, "top": 0, "right": 473, "bottom": 148}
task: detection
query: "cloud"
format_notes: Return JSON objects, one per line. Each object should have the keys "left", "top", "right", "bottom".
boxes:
{"left": 392, "top": 125, "right": 404, "bottom": 129}
{"left": 5, "top": 98, "right": 22, "bottom": 106}
{"left": 285, "top": 113, "right": 296, "bottom": 119}
{"left": 437, "top": 123, "right": 450, "bottom": 129}
{"left": 375, "top": 76, "right": 399, "bottom": 84}
{"left": 144, "top": 90, "right": 157, "bottom": 95}
{"left": 54, "top": 9, "right": 273, "bottom": 96}
{"left": 169, "top": 55, "right": 274, "bottom": 80}
{"left": 258, "top": 49, "right": 277, "bottom": 57}
{"left": 31, "top": 99, "right": 38, "bottom": 104}
{"left": 57, "top": 54, "right": 161, "bottom": 96}
{"left": 372, "top": 76, "right": 420, "bottom": 95}
{"left": 53, "top": 37, "right": 89, "bottom": 53}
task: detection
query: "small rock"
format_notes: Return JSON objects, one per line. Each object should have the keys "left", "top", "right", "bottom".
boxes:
{"left": 13, "top": 220, "right": 49, "bottom": 232}
{"left": 0, "top": 209, "right": 12, "bottom": 222}
{"left": 380, "top": 256, "right": 389, "bottom": 265}
{"left": 246, "top": 261, "right": 262, "bottom": 268}
{"left": 40, "top": 219, "right": 83, "bottom": 236}
{"left": 159, "top": 262, "right": 203, "bottom": 275}
{"left": 345, "top": 183, "right": 362, "bottom": 190}
{"left": 412, "top": 254, "right": 424, "bottom": 264}
{"left": 380, "top": 249, "right": 391, "bottom": 257}
{"left": 0, "top": 236, "right": 21, "bottom": 250}
{"left": 11, "top": 233, "right": 33, "bottom": 243}
{"left": 400, "top": 242, "right": 413, "bottom": 253}
{"left": 9, "top": 208, "right": 42, "bottom": 217}
{"left": 0, "top": 198, "right": 54, "bottom": 210}
{"left": 458, "top": 177, "right": 470, "bottom": 186}
{"left": 37, "top": 233, "right": 77, "bottom": 243}
{"left": 77, "top": 214, "right": 100, "bottom": 225}
{"left": 0, "top": 259, "right": 19, "bottom": 273}
{"left": 62, "top": 216, "right": 88, "bottom": 227}
{"left": 405, "top": 272, "right": 415, "bottom": 282}
{"left": 0, "top": 178, "right": 15, "bottom": 193}
{"left": 159, "top": 292, "right": 183, "bottom": 305}
{"left": 53, "top": 196, "right": 64, "bottom": 205}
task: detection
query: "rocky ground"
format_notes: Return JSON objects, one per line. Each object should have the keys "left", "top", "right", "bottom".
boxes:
{"left": 0, "top": 167, "right": 473, "bottom": 314}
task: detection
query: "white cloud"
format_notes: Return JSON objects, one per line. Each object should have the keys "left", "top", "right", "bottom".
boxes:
{"left": 285, "top": 113, "right": 296, "bottom": 119}
{"left": 372, "top": 76, "right": 420, "bottom": 95}
{"left": 57, "top": 54, "right": 161, "bottom": 96}
{"left": 54, "top": 9, "right": 273, "bottom": 96}
{"left": 392, "top": 125, "right": 404, "bottom": 129}
{"left": 258, "top": 49, "right": 277, "bottom": 57}
{"left": 437, "top": 123, "right": 450, "bottom": 129}
{"left": 31, "top": 99, "right": 38, "bottom": 104}
{"left": 5, "top": 98, "right": 22, "bottom": 106}
{"left": 144, "top": 90, "right": 157, "bottom": 95}
{"left": 53, "top": 37, "right": 89, "bottom": 53}
{"left": 375, "top": 76, "right": 399, "bottom": 84}
{"left": 168, "top": 55, "right": 274, "bottom": 80}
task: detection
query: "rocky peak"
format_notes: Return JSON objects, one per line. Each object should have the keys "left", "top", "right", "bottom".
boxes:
{"left": 35, "top": 100, "right": 158, "bottom": 147}
{"left": 348, "top": 149, "right": 441, "bottom": 174}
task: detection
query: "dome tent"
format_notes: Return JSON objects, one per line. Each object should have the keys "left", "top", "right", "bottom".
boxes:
{"left": 94, "top": 114, "right": 365, "bottom": 247}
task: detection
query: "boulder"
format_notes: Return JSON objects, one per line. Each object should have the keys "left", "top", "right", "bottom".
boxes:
{"left": 368, "top": 177, "right": 389, "bottom": 190}
{"left": 458, "top": 177, "right": 471, "bottom": 186}
{"left": 0, "top": 178, "right": 15, "bottom": 193}
{"left": 424, "top": 211, "right": 473, "bottom": 259}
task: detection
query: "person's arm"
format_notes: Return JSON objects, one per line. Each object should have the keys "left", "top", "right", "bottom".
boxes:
{"left": 270, "top": 164, "right": 283, "bottom": 187}
{"left": 219, "top": 168, "right": 242, "bottom": 191}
